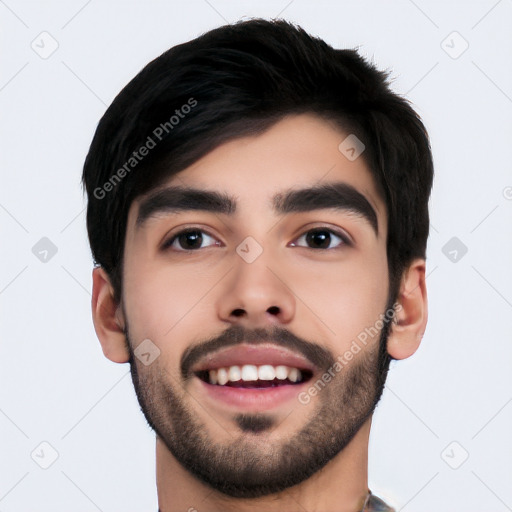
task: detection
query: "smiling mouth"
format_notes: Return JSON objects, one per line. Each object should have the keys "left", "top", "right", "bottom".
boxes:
{"left": 194, "top": 365, "right": 314, "bottom": 389}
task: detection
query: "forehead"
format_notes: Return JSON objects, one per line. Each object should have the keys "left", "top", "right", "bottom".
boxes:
{"left": 128, "top": 114, "right": 386, "bottom": 231}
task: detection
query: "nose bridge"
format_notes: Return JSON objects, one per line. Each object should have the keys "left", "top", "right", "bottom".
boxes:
{"left": 217, "top": 235, "right": 295, "bottom": 325}
{"left": 234, "top": 239, "right": 278, "bottom": 291}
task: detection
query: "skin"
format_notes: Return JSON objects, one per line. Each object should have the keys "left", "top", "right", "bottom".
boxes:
{"left": 92, "top": 114, "right": 428, "bottom": 512}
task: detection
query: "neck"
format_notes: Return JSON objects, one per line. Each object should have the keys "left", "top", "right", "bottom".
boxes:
{"left": 156, "top": 417, "right": 372, "bottom": 512}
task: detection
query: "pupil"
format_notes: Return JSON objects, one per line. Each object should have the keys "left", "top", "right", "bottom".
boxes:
{"left": 306, "top": 230, "right": 330, "bottom": 248}
{"left": 180, "top": 231, "right": 202, "bottom": 249}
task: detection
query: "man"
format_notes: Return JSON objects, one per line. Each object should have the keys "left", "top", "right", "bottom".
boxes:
{"left": 82, "top": 19, "right": 432, "bottom": 512}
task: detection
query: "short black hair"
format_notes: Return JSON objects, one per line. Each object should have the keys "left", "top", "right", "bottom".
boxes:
{"left": 82, "top": 18, "right": 434, "bottom": 305}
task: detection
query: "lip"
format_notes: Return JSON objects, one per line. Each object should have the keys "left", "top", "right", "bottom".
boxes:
{"left": 190, "top": 343, "right": 318, "bottom": 373}
{"left": 197, "top": 376, "right": 310, "bottom": 411}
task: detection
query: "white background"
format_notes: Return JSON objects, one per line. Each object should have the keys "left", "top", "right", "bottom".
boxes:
{"left": 1, "top": 1, "right": 512, "bottom": 511}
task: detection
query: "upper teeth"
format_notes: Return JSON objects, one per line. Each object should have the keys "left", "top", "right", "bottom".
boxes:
{"left": 207, "top": 365, "right": 303, "bottom": 385}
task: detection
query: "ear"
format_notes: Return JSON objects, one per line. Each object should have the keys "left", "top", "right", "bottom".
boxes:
{"left": 386, "top": 259, "right": 428, "bottom": 360}
{"left": 91, "top": 267, "right": 130, "bottom": 363}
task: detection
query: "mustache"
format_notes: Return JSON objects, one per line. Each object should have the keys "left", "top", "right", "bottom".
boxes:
{"left": 180, "top": 324, "right": 335, "bottom": 380}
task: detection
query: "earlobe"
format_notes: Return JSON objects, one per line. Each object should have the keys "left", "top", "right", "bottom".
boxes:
{"left": 387, "top": 259, "right": 428, "bottom": 360}
{"left": 91, "top": 267, "right": 130, "bottom": 363}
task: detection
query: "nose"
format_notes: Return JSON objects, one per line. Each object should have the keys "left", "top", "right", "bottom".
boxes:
{"left": 216, "top": 247, "right": 296, "bottom": 327}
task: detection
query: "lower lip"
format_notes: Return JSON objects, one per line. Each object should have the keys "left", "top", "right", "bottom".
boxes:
{"left": 197, "top": 377, "right": 309, "bottom": 411}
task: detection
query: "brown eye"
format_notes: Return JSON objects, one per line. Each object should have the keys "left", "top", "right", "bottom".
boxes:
{"left": 290, "top": 228, "right": 350, "bottom": 249}
{"left": 163, "top": 229, "right": 219, "bottom": 251}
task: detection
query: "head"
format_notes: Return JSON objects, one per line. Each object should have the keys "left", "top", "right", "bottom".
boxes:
{"left": 84, "top": 19, "right": 432, "bottom": 499}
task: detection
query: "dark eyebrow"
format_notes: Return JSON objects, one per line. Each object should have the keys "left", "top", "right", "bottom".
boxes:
{"left": 136, "top": 187, "right": 236, "bottom": 227}
{"left": 136, "top": 182, "right": 378, "bottom": 235}
{"left": 273, "top": 182, "right": 378, "bottom": 235}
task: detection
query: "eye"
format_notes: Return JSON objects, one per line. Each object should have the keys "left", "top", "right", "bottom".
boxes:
{"left": 289, "top": 228, "right": 350, "bottom": 250}
{"left": 162, "top": 229, "right": 221, "bottom": 251}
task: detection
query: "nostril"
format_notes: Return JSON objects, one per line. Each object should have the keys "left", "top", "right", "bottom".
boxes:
{"left": 232, "top": 308, "right": 245, "bottom": 317}
{"left": 267, "top": 306, "right": 280, "bottom": 315}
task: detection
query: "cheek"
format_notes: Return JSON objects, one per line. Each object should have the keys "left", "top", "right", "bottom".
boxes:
{"left": 122, "top": 257, "right": 219, "bottom": 343}
{"left": 291, "top": 253, "right": 388, "bottom": 347}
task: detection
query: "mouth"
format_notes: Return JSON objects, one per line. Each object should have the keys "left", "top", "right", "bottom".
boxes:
{"left": 194, "top": 364, "right": 314, "bottom": 388}
{"left": 190, "top": 343, "right": 317, "bottom": 411}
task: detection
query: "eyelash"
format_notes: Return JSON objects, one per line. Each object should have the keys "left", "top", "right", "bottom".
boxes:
{"left": 161, "top": 226, "right": 352, "bottom": 252}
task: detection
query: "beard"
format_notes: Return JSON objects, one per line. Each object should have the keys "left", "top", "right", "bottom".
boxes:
{"left": 125, "top": 301, "right": 394, "bottom": 499}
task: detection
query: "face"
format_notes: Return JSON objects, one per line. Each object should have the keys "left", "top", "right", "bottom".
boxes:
{"left": 121, "top": 114, "right": 391, "bottom": 498}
